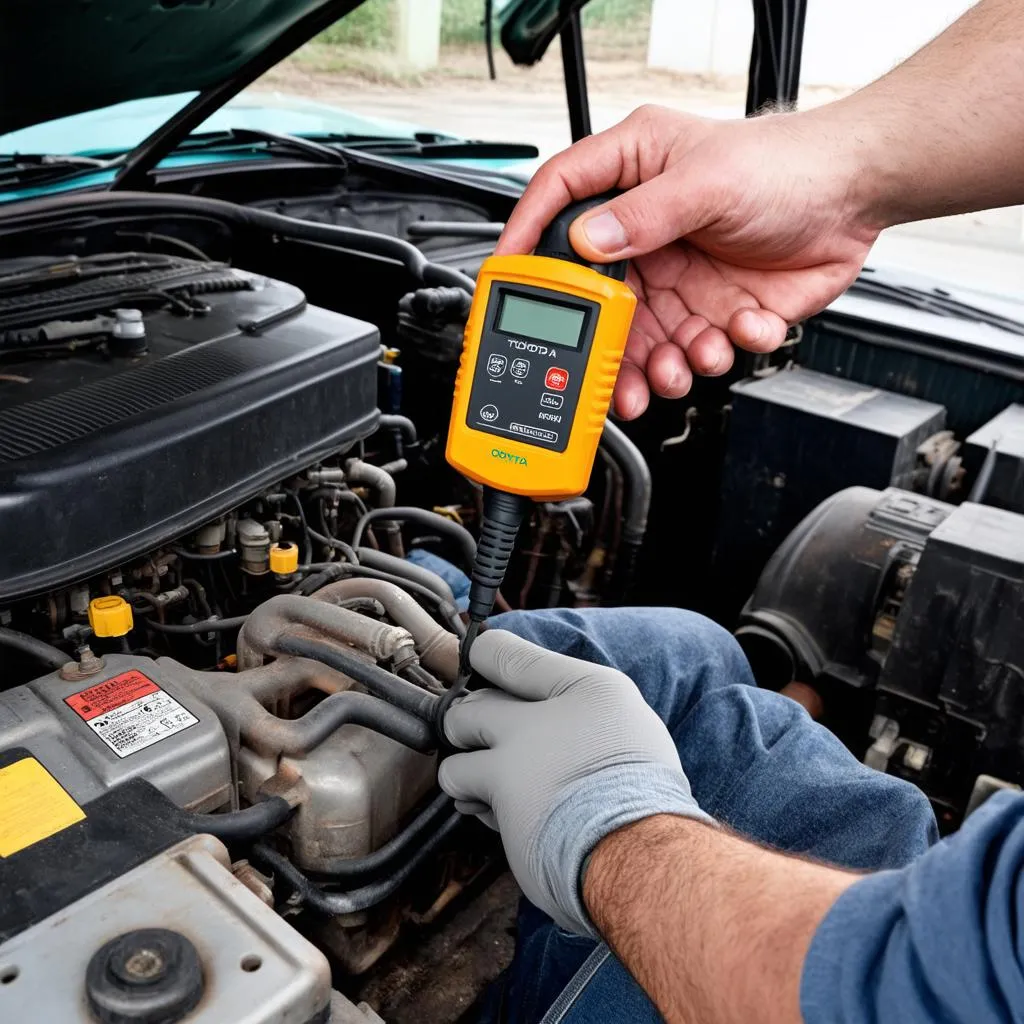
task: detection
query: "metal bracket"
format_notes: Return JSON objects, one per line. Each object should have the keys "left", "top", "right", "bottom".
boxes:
{"left": 560, "top": 8, "right": 592, "bottom": 141}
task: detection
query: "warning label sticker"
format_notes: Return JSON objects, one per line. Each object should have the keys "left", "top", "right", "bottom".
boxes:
{"left": 0, "top": 757, "right": 85, "bottom": 857}
{"left": 65, "top": 670, "right": 198, "bottom": 759}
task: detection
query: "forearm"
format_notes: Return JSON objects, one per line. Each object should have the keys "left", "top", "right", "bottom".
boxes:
{"left": 814, "top": 0, "right": 1024, "bottom": 226}
{"left": 583, "top": 815, "right": 857, "bottom": 1024}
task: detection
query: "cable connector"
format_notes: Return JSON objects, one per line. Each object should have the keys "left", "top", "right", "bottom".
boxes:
{"left": 467, "top": 488, "right": 532, "bottom": 623}
{"left": 436, "top": 487, "right": 531, "bottom": 738}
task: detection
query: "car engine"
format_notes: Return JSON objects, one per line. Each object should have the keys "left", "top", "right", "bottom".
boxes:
{"left": 0, "top": 192, "right": 654, "bottom": 1023}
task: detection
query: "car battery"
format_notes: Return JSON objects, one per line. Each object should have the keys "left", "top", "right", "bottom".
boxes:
{"left": 0, "top": 653, "right": 230, "bottom": 810}
{"left": 715, "top": 367, "right": 946, "bottom": 619}
{"left": 0, "top": 773, "right": 337, "bottom": 1023}
{"left": 963, "top": 404, "right": 1024, "bottom": 513}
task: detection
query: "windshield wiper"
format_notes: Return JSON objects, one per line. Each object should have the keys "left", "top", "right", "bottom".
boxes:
{"left": 0, "top": 153, "right": 117, "bottom": 188}
{"left": 847, "top": 272, "right": 1024, "bottom": 337}
{"left": 307, "top": 132, "right": 539, "bottom": 160}
{"left": 175, "top": 128, "right": 346, "bottom": 166}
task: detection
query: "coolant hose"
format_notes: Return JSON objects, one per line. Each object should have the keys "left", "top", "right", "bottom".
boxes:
{"left": 252, "top": 812, "right": 462, "bottom": 915}
{"left": 312, "top": 575, "right": 459, "bottom": 681}
{"left": 353, "top": 548, "right": 457, "bottom": 606}
{"left": 173, "top": 796, "right": 295, "bottom": 843}
{"left": 300, "top": 563, "right": 465, "bottom": 638}
{"left": 143, "top": 615, "right": 248, "bottom": 634}
{"left": 274, "top": 633, "right": 439, "bottom": 722}
{"left": 344, "top": 460, "right": 402, "bottom": 557}
{"left": 317, "top": 792, "right": 454, "bottom": 885}
{"left": 351, "top": 507, "right": 477, "bottom": 574}
{"left": 218, "top": 686, "right": 436, "bottom": 757}
{"left": 376, "top": 414, "right": 418, "bottom": 449}
{"left": 236, "top": 593, "right": 417, "bottom": 671}
{"left": 0, "top": 626, "right": 72, "bottom": 669}
{"left": 600, "top": 421, "right": 652, "bottom": 602}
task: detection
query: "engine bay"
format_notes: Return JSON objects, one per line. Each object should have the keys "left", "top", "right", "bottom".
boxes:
{"left": 0, "top": 187, "right": 643, "bottom": 1023}
{"left": 2, "top": 179, "right": 1024, "bottom": 1022}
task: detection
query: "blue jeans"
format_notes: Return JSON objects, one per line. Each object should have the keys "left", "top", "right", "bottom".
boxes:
{"left": 479, "top": 607, "right": 939, "bottom": 1024}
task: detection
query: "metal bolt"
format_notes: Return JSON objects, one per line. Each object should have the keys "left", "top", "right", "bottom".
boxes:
{"left": 123, "top": 948, "right": 165, "bottom": 981}
{"left": 77, "top": 646, "right": 102, "bottom": 673}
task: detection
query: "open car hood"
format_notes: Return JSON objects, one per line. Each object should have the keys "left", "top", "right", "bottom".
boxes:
{"left": 1, "top": 0, "right": 593, "bottom": 142}
{"left": 0, "top": 0, "right": 367, "bottom": 138}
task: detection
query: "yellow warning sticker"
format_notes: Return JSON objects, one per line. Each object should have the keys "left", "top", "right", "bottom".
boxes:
{"left": 0, "top": 757, "right": 85, "bottom": 857}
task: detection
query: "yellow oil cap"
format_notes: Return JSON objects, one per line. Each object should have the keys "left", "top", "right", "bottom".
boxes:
{"left": 269, "top": 542, "right": 299, "bottom": 575}
{"left": 88, "top": 596, "right": 134, "bottom": 637}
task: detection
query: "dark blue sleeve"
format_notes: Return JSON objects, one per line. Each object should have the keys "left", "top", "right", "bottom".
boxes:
{"left": 801, "top": 789, "right": 1024, "bottom": 1023}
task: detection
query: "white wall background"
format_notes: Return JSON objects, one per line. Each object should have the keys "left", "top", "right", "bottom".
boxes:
{"left": 648, "top": 0, "right": 975, "bottom": 89}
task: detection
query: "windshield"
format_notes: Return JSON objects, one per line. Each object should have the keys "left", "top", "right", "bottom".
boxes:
{"left": 0, "top": 90, "right": 428, "bottom": 159}
{"left": 1, "top": 0, "right": 1020, "bottom": 305}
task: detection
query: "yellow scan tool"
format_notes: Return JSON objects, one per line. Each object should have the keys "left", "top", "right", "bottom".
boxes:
{"left": 443, "top": 196, "right": 637, "bottom": 640}
{"left": 446, "top": 197, "right": 636, "bottom": 502}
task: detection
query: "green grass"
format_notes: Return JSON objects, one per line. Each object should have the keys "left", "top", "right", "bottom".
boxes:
{"left": 314, "top": 0, "right": 653, "bottom": 51}
{"left": 316, "top": 0, "right": 396, "bottom": 50}
{"left": 441, "top": 0, "right": 488, "bottom": 45}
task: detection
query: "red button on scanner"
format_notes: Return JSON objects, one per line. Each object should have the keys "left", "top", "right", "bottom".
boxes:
{"left": 545, "top": 367, "right": 569, "bottom": 392}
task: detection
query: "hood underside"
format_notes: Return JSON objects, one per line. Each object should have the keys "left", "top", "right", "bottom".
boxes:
{"left": 0, "top": 0, "right": 364, "bottom": 138}
{"left": 1, "top": 0, "right": 596, "bottom": 143}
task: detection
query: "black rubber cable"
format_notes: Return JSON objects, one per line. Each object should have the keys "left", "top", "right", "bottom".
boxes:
{"left": 143, "top": 615, "right": 248, "bottom": 634}
{"left": 172, "top": 796, "right": 295, "bottom": 842}
{"left": 298, "top": 563, "right": 465, "bottom": 637}
{"left": 402, "top": 662, "right": 446, "bottom": 696}
{"left": 172, "top": 546, "right": 237, "bottom": 562}
{"left": 0, "top": 192, "right": 477, "bottom": 294}
{"left": 354, "top": 547, "right": 456, "bottom": 604}
{"left": 404, "top": 221, "right": 504, "bottom": 240}
{"left": 599, "top": 422, "right": 652, "bottom": 603}
{"left": 260, "top": 689, "right": 436, "bottom": 756}
{"left": 275, "top": 634, "right": 439, "bottom": 722}
{"left": 284, "top": 490, "right": 314, "bottom": 567}
{"left": 0, "top": 626, "right": 72, "bottom": 669}
{"left": 306, "top": 527, "right": 358, "bottom": 564}
{"left": 351, "top": 507, "right": 478, "bottom": 573}
{"left": 252, "top": 812, "right": 462, "bottom": 915}
{"left": 312, "top": 792, "right": 454, "bottom": 885}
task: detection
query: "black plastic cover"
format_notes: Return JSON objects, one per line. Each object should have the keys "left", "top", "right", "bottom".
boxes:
{"left": 0, "top": 269, "right": 379, "bottom": 599}
{"left": 963, "top": 404, "right": 1024, "bottom": 512}
{"left": 0, "top": 756, "right": 188, "bottom": 944}
{"left": 879, "top": 500, "right": 1024, "bottom": 726}
{"left": 715, "top": 367, "right": 946, "bottom": 619}
{"left": 736, "top": 487, "right": 952, "bottom": 690}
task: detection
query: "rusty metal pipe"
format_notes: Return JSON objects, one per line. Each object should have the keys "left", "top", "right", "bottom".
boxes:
{"left": 311, "top": 578, "right": 459, "bottom": 683}
{"left": 236, "top": 594, "right": 416, "bottom": 672}
{"left": 176, "top": 657, "right": 434, "bottom": 757}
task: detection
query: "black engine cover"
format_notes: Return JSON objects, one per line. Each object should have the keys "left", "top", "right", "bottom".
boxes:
{"left": 0, "top": 263, "right": 378, "bottom": 599}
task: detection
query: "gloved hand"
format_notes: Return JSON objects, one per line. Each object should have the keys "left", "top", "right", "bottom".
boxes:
{"left": 439, "top": 629, "right": 712, "bottom": 937}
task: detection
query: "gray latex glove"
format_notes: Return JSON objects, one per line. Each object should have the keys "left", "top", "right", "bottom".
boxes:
{"left": 439, "top": 628, "right": 712, "bottom": 937}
